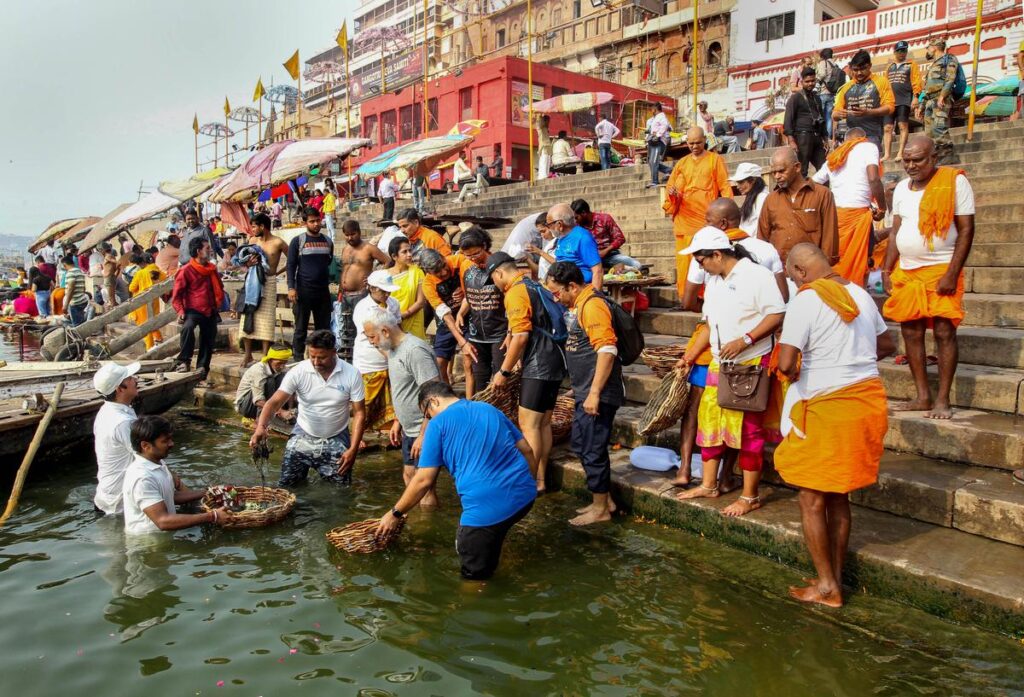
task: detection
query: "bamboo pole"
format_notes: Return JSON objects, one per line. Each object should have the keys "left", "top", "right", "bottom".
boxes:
{"left": 225, "top": 110, "right": 231, "bottom": 165}
{"left": 692, "top": 0, "right": 699, "bottom": 121}
{"left": 527, "top": 0, "right": 534, "bottom": 185}
{"left": 103, "top": 307, "right": 178, "bottom": 357}
{"left": 258, "top": 97, "right": 263, "bottom": 148}
{"left": 297, "top": 65, "right": 303, "bottom": 138}
{"left": 194, "top": 130, "right": 199, "bottom": 173}
{"left": 423, "top": 0, "right": 429, "bottom": 135}
{"left": 0, "top": 382, "right": 66, "bottom": 527}
{"left": 965, "top": 0, "right": 984, "bottom": 141}
{"left": 345, "top": 40, "right": 353, "bottom": 188}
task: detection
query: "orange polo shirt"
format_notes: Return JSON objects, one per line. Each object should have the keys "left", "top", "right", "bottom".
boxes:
{"left": 505, "top": 272, "right": 534, "bottom": 335}
{"left": 423, "top": 254, "right": 472, "bottom": 310}
{"left": 573, "top": 284, "right": 617, "bottom": 351}
{"left": 411, "top": 226, "right": 452, "bottom": 257}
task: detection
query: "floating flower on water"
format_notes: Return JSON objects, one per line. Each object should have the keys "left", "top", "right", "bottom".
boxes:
{"left": 289, "top": 648, "right": 297, "bottom": 654}
{"left": 216, "top": 680, "right": 225, "bottom": 687}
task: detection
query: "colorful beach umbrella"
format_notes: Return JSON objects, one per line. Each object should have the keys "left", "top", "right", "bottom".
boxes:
{"left": 28, "top": 218, "right": 88, "bottom": 252}
{"left": 971, "top": 95, "right": 1017, "bottom": 117}
{"left": 106, "top": 167, "right": 232, "bottom": 232}
{"left": 531, "top": 91, "right": 613, "bottom": 114}
{"left": 356, "top": 134, "right": 474, "bottom": 178}
{"left": 448, "top": 119, "right": 489, "bottom": 136}
{"left": 967, "top": 75, "right": 1021, "bottom": 98}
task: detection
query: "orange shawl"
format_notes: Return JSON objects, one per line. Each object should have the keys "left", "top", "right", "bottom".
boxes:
{"left": 799, "top": 277, "right": 859, "bottom": 322}
{"left": 918, "top": 167, "right": 966, "bottom": 251}
{"left": 826, "top": 137, "right": 867, "bottom": 171}
{"left": 188, "top": 258, "right": 225, "bottom": 309}
{"left": 725, "top": 227, "right": 748, "bottom": 242}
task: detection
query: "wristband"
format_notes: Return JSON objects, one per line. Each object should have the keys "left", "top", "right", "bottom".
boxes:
{"left": 392, "top": 506, "right": 405, "bottom": 520}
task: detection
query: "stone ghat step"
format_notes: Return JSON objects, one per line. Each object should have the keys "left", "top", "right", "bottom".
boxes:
{"left": 610, "top": 408, "right": 1024, "bottom": 547}
{"left": 624, "top": 353, "right": 1024, "bottom": 415}
{"left": 547, "top": 449, "right": 1024, "bottom": 636}
{"left": 950, "top": 121, "right": 1024, "bottom": 139}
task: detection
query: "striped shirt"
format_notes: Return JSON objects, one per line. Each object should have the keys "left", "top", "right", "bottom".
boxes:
{"left": 63, "top": 267, "right": 89, "bottom": 307}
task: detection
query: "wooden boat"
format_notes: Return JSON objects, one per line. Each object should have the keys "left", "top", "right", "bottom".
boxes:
{"left": 0, "top": 367, "right": 202, "bottom": 462}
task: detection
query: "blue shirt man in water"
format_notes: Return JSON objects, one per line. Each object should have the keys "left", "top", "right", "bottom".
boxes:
{"left": 377, "top": 381, "right": 537, "bottom": 580}
{"left": 548, "top": 202, "right": 604, "bottom": 291}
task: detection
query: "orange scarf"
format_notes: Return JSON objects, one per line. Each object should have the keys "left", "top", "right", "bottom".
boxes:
{"left": 918, "top": 167, "right": 965, "bottom": 251}
{"left": 826, "top": 137, "right": 866, "bottom": 172}
{"left": 800, "top": 277, "right": 859, "bottom": 323}
{"left": 188, "top": 258, "right": 225, "bottom": 309}
{"left": 725, "top": 227, "right": 748, "bottom": 242}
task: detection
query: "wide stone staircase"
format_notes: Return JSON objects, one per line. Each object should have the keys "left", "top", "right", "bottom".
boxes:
{"left": 352, "top": 122, "right": 1024, "bottom": 634}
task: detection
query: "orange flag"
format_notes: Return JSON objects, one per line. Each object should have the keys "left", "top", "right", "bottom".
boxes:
{"left": 283, "top": 50, "right": 300, "bottom": 80}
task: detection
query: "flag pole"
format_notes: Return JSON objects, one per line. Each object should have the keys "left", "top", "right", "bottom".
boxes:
{"left": 966, "top": 0, "right": 984, "bottom": 141}
{"left": 258, "top": 97, "right": 263, "bottom": 148}
{"left": 527, "top": 0, "right": 534, "bottom": 186}
{"left": 692, "top": 0, "right": 699, "bottom": 122}
{"left": 423, "top": 0, "right": 429, "bottom": 135}
{"left": 297, "top": 68, "right": 303, "bottom": 139}
{"left": 225, "top": 107, "right": 230, "bottom": 166}
{"left": 194, "top": 130, "right": 199, "bottom": 173}
{"left": 342, "top": 24, "right": 353, "bottom": 190}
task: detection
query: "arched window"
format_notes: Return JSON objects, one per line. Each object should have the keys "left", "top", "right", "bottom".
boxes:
{"left": 707, "top": 41, "right": 723, "bottom": 66}
{"left": 667, "top": 51, "right": 683, "bottom": 78}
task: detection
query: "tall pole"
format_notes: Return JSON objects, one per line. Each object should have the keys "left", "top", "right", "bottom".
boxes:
{"left": 194, "top": 131, "right": 199, "bottom": 173}
{"left": 527, "top": 0, "right": 534, "bottom": 185}
{"left": 297, "top": 70, "right": 303, "bottom": 139}
{"left": 258, "top": 97, "right": 263, "bottom": 148}
{"left": 345, "top": 35, "right": 353, "bottom": 188}
{"left": 966, "top": 0, "right": 984, "bottom": 141}
{"left": 423, "top": 0, "right": 429, "bottom": 134}
{"left": 381, "top": 43, "right": 387, "bottom": 93}
{"left": 225, "top": 110, "right": 230, "bottom": 165}
{"left": 692, "top": 0, "right": 699, "bottom": 120}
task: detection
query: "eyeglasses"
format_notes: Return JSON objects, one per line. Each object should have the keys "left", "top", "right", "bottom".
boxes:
{"left": 693, "top": 255, "right": 708, "bottom": 267}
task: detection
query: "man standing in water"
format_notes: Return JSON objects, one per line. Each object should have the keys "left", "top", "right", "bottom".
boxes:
{"left": 239, "top": 213, "right": 289, "bottom": 367}
{"left": 287, "top": 207, "right": 335, "bottom": 359}
{"left": 252, "top": 329, "right": 367, "bottom": 487}
{"left": 92, "top": 361, "right": 140, "bottom": 515}
{"left": 338, "top": 219, "right": 391, "bottom": 363}
{"left": 774, "top": 243, "right": 893, "bottom": 607}
{"left": 376, "top": 381, "right": 536, "bottom": 580}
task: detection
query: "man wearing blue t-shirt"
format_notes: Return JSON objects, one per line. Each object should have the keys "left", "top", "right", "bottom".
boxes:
{"left": 548, "top": 202, "right": 604, "bottom": 291}
{"left": 376, "top": 381, "right": 537, "bottom": 580}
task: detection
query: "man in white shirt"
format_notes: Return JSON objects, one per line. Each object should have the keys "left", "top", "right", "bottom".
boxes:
{"left": 812, "top": 127, "right": 886, "bottom": 287}
{"left": 251, "top": 329, "right": 367, "bottom": 486}
{"left": 92, "top": 362, "right": 141, "bottom": 514}
{"left": 594, "top": 117, "right": 621, "bottom": 170}
{"left": 122, "top": 415, "right": 228, "bottom": 535}
{"left": 352, "top": 271, "right": 403, "bottom": 436}
{"left": 881, "top": 135, "right": 975, "bottom": 419}
{"left": 378, "top": 171, "right": 398, "bottom": 221}
{"left": 774, "top": 243, "right": 895, "bottom": 608}
{"left": 645, "top": 103, "right": 673, "bottom": 187}
{"left": 87, "top": 246, "right": 105, "bottom": 298}
{"left": 551, "top": 131, "right": 576, "bottom": 167}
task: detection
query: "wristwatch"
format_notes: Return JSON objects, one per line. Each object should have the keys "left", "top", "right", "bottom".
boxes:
{"left": 391, "top": 506, "right": 405, "bottom": 520}
{"left": 742, "top": 333, "right": 754, "bottom": 346}
{"left": 500, "top": 368, "right": 515, "bottom": 378}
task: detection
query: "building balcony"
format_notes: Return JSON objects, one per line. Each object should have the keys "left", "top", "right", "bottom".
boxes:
{"left": 818, "top": 0, "right": 936, "bottom": 45}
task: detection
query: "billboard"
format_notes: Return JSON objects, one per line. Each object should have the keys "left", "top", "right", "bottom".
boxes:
{"left": 510, "top": 80, "right": 545, "bottom": 127}
{"left": 350, "top": 51, "right": 424, "bottom": 104}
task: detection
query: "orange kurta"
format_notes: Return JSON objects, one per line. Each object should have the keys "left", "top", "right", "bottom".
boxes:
{"left": 774, "top": 378, "right": 888, "bottom": 493}
{"left": 129, "top": 263, "right": 167, "bottom": 350}
{"left": 882, "top": 264, "right": 965, "bottom": 327}
{"left": 832, "top": 207, "right": 874, "bottom": 287}
{"left": 662, "top": 152, "right": 732, "bottom": 297}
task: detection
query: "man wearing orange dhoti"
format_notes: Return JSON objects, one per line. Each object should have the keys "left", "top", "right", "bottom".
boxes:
{"left": 811, "top": 127, "right": 886, "bottom": 287}
{"left": 662, "top": 127, "right": 732, "bottom": 300}
{"left": 882, "top": 135, "right": 975, "bottom": 419}
{"left": 775, "top": 243, "right": 895, "bottom": 608}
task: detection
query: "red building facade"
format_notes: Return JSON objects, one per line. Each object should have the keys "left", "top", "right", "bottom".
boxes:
{"left": 352, "top": 56, "right": 675, "bottom": 184}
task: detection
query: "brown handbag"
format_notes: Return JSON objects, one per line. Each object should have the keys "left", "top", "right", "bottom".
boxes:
{"left": 716, "top": 329, "right": 772, "bottom": 413}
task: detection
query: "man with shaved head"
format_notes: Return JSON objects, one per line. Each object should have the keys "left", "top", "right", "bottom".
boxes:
{"left": 881, "top": 135, "right": 975, "bottom": 419}
{"left": 549, "top": 202, "right": 604, "bottom": 291}
{"left": 774, "top": 242, "right": 894, "bottom": 608}
{"left": 812, "top": 126, "right": 886, "bottom": 286}
{"left": 663, "top": 126, "right": 733, "bottom": 300}
{"left": 758, "top": 146, "right": 839, "bottom": 269}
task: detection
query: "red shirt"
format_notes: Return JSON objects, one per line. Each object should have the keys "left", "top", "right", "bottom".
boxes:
{"left": 584, "top": 212, "right": 626, "bottom": 252}
{"left": 171, "top": 261, "right": 221, "bottom": 317}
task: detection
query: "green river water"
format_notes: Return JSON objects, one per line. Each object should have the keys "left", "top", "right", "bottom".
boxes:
{"left": 0, "top": 337, "right": 1022, "bottom": 695}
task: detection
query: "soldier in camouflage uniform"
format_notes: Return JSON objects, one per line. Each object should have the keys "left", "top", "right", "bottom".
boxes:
{"left": 916, "top": 38, "right": 959, "bottom": 164}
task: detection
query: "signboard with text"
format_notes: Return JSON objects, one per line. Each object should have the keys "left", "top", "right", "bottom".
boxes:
{"left": 946, "top": 0, "right": 1015, "bottom": 21}
{"left": 350, "top": 51, "right": 423, "bottom": 104}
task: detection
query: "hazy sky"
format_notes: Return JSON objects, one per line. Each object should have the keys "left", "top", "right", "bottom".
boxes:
{"left": 0, "top": 0, "right": 355, "bottom": 239}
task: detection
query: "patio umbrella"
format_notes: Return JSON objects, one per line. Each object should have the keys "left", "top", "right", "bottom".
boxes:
{"left": 761, "top": 110, "right": 786, "bottom": 130}
{"left": 389, "top": 134, "right": 475, "bottom": 176}
{"left": 77, "top": 202, "right": 134, "bottom": 253}
{"left": 448, "top": 119, "right": 489, "bottom": 136}
{"left": 57, "top": 217, "right": 102, "bottom": 247}
{"left": 206, "top": 137, "right": 370, "bottom": 203}
{"left": 971, "top": 95, "right": 1017, "bottom": 117}
{"left": 968, "top": 75, "right": 1020, "bottom": 97}
{"left": 106, "top": 168, "right": 232, "bottom": 232}
{"left": 532, "top": 91, "right": 613, "bottom": 114}
{"left": 28, "top": 218, "right": 88, "bottom": 252}
{"left": 355, "top": 143, "right": 407, "bottom": 178}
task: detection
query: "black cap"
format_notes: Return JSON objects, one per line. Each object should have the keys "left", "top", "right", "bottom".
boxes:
{"left": 485, "top": 251, "right": 516, "bottom": 279}
{"left": 895, "top": 40, "right": 909, "bottom": 51}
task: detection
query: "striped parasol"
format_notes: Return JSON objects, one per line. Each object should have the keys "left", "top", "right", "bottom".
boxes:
{"left": 532, "top": 91, "right": 613, "bottom": 114}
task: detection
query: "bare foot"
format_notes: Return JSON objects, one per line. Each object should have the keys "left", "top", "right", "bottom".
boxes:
{"left": 668, "top": 474, "right": 690, "bottom": 487}
{"left": 891, "top": 399, "right": 932, "bottom": 413}
{"left": 569, "top": 508, "right": 612, "bottom": 526}
{"left": 789, "top": 583, "right": 843, "bottom": 608}
{"left": 577, "top": 500, "right": 617, "bottom": 514}
{"left": 722, "top": 496, "right": 761, "bottom": 517}
{"left": 925, "top": 401, "right": 953, "bottom": 420}
{"left": 536, "top": 481, "right": 547, "bottom": 495}
{"left": 677, "top": 485, "right": 719, "bottom": 501}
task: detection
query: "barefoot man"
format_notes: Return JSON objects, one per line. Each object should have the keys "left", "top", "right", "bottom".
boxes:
{"left": 662, "top": 127, "right": 732, "bottom": 301}
{"left": 338, "top": 219, "right": 391, "bottom": 363}
{"left": 774, "top": 243, "right": 894, "bottom": 607}
{"left": 882, "top": 135, "right": 975, "bottom": 419}
{"left": 547, "top": 261, "right": 624, "bottom": 525}
{"left": 240, "top": 213, "right": 288, "bottom": 366}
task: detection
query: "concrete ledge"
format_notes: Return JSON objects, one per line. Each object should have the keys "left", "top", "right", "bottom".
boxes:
{"left": 546, "top": 449, "right": 1024, "bottom": 637}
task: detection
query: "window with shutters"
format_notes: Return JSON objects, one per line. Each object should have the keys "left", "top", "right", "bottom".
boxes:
{"left": 755, "top": 11, "right": 796, "bottom": 42}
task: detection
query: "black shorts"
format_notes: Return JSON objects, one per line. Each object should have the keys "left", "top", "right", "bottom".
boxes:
{"left": 519, "top": 378, "right": 562, "bottom": 413}
{"left": 433, "top": 325, "right": 458, "bottom": 360}
{"left": 401, "top": 434, "right": 418, "bottom": 466}
{"left": 885, "top": 104, "right": 912, "bottom": 126}
{"left": 455, "top": 500, "right": 534, "bottom": 580}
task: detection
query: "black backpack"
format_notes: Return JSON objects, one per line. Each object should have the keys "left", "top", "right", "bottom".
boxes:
{"left": 824, "top": 60, "right": 846, "bottom": 95}
{"left": 580, "top": 291, "right": 645, "bottom": 366}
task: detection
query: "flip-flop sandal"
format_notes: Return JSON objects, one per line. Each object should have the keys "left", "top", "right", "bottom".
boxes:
{"left": 1013, "top": 469, "right": 1024, "bottom": 486}
{"left": 894, "top": 354, "right": 908, "bottom": 365}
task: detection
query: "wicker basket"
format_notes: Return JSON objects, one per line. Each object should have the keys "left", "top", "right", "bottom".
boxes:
{"left": 551, "top": 392, "right": 575, "bottom": 442}
{"left": 471, "top": 369, "right": 521, "bottom": 422}
{"left": 640, "top": 344, "right": 687, "bottom": 377}
{"left": 201, "top": 486, "right": 296, "bottom": 529}
{"left": 637, "top": 367, "right": 692, "bottom": 436}
{"left": 326, "top": 517, "right": 405, "bottom": 554}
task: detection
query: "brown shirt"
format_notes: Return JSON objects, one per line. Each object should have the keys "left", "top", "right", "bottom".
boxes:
{"left": 757, "top": 179, "right": 840, "bottom": 264}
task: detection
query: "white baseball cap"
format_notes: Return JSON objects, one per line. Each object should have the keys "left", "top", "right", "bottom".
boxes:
{"left": 367, "top": 270, "right": 400, "bottom": 293}
{"left": 678, "top": 226, "right": 733, "bottom": 256}
{"left": 93, "top": 361, "right": 141, "bottom": 396}
{"left": 729, "top": 162, "right": 763, "bottom": 183}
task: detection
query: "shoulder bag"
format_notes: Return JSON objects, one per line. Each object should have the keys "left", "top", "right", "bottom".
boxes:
{"left": 716, "top": 328, "right": 772, "bottom": 412}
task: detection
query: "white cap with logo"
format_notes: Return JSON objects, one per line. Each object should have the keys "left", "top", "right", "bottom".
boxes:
{"left": 367, "top": 269, "right": 400, "bottom": 293}
{"left": 93, "top": 361, "right": 142, "bottom": 397}
{"left": 678, "top": 226, "right": 733, "bottom": 257}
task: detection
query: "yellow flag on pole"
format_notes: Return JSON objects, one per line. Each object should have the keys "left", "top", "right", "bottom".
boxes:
{"left": 337, "top": 23, "right": 348, "bottom": 55}
{"left": 192, "top": 114, "right": 199, "bottom": 134}
{"left": 224, "top": 96, "right": 231, "bottom": 116}
{"left": 283, "top": 50, "right": 300, "bottom": 80}
{"left": 253, "top": 77, "right": 265, "bottom": 103}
